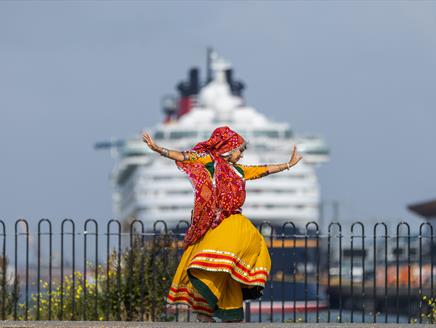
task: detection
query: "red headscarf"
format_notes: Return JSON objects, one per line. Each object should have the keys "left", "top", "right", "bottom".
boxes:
{"left": 176, "top": 126, "right": 246, "bottom": 247}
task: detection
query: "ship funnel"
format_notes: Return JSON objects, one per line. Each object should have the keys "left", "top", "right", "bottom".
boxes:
{"left": 177, "top": 67, "right": 200, "bottom": 96}
{"left": 175, "top": 67, "right": 200, "bottom": 119}
{"left": 225, "top": 69, "right": 233, "bottom": 86}
{"left": 189, "top": 68, "right": 199, "bottom": 95}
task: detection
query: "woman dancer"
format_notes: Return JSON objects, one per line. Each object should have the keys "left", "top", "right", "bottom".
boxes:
{"left": 143, "top": 126, "right": 303, "bottom": 322}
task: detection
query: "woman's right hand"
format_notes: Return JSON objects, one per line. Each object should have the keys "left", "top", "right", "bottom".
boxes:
{"left": 142, "top": 132, "right": 159, "bottom": 152}
{"left": 142, "top": 132, "right": 185, "bottom": 161}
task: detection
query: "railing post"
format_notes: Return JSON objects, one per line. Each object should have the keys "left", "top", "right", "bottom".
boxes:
{"left": 152, "top": 220, "right": 168, "bottom": 322}
{"left": 418, "top": 222, "right": 432, "bottom": 324}
{"left": 258, "top": 221, "right": 273, "bottom": 323}
{"left": 351, "top": 222, "right": 365, "bottom": 322}
{"left": 106, "top": 219, "right": 121, "bottom": 321}
{"left": 14, "top": 219, "right": 29, "bottom": 321}
{"left": 83, "top": 219, "right": 98, "bottom": 321}
{"left": 37, "top": 219, "right": 53, "bottom": 320}
{"left": 373, "top": 222, "right": 388, "bottom": 323}
{"left": 175, "top": 220, "right": 189, "bottom": 322}
{"left": 328, "top": 222, "right": 342, "bottom": 323}
{"left": 129, "top": 219, "right": 145, "bottom": 321}
{"left": 60, "top": 219, "right": 76, "bottom": 320}
{"left": 396, "top": 221, "right": 410, "bottom": 323}
{"left": 281, "top": 221, "right": 296, "bottom": 323}
{"left": 306, "top": 221, "right": 320, "bottom": 323}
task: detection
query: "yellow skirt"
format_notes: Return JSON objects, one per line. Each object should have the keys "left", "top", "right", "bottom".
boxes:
{"left": 167, "top": 214, "right": 271, "bottom": 321}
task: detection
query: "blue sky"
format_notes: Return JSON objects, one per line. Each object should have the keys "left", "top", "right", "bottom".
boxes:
{"left": 1, "top": 1, "right": 435, "bottom": 228}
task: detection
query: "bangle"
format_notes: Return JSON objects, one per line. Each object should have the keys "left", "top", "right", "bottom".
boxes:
{"left": 286, "top": 163, "right": 291, "bottom": 170}
{"left": 159, "top": 147, "right": 169, "bottom": 157}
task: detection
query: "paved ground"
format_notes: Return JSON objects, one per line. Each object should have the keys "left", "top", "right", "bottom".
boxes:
{"left": 0, "top": 323, "right": 435, "bottom": 328}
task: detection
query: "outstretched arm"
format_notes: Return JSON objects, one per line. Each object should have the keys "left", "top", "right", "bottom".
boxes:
{"left": 142, "top": 132, "right": 186, "bottom": 161}
{"left": 267, "top": 145, "right": 303, "bottom": 174}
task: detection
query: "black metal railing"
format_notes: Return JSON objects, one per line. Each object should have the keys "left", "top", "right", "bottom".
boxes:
{"left": 0, "top": 218, "right": 434, "bottom": 323}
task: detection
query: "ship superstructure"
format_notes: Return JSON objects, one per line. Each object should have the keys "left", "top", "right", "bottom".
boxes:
{"left": 100, "top": 51, "right": 329, "bottom": 232}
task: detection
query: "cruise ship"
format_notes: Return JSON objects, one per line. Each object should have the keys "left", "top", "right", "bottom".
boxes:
{"left": 97, "top": 50, "right": 329, "bottom": 233}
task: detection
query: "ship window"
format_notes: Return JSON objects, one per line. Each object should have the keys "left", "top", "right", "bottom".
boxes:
{"left": 158, "top": 205, "right": 191, "bottom": 210}
{"left": 253, "top": 130, "right": 279, "bottom": 138}
{"left": 169, "top": 131, "right": 197, "bottom": 139}
{"left": 166, "top": 190, "right": 191, "bottom": 195}
{"left": 153, "top": 176, "right": 174, "bottom": 180}
{"left": 254, "top": 144, "right": 269, "bottom": 151}
{"left": 154, "top": 131, "right": 165, "bottom": 140}
{"left": 245, "top": 204, "right": 301, "bottom": 209}
{"left": 246, "top": 189, "right": 297, "bottom": 194}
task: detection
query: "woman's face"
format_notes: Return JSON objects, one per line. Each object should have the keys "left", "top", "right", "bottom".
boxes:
{"left": 227, "top": 148, "right": 244, "bottom": 164}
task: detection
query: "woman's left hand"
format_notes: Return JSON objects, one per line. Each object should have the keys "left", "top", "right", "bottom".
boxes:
{"left": 143, "top": 132, "right": 159, "bottom": 152}
{"left": 288, "top": 145, "right": 303, "bottom": 167}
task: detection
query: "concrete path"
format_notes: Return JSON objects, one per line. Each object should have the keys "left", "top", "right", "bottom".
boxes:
{"left": 0, "top": 323, "right": 435, "bottom": 328}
